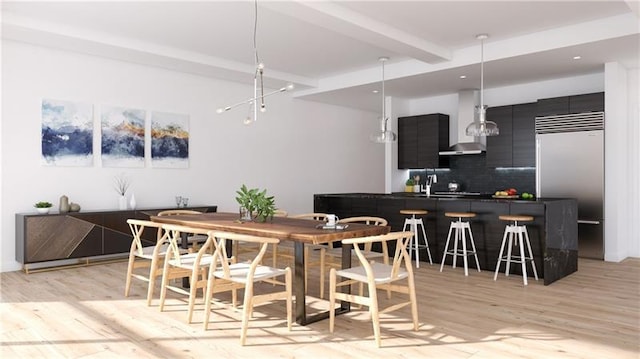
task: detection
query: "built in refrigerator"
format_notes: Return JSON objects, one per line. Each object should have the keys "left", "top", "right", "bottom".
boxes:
{"left": 535, "top": 112, "right": 604, "bottom": 259}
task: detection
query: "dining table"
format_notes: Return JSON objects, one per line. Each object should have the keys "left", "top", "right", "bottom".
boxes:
{"left": 150, "top": 211, "right": 390, "bottom": 325}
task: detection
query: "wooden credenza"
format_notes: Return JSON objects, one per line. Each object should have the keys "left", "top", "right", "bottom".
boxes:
{"left": 16, "top": 206, "right": 217, "bottom": 271}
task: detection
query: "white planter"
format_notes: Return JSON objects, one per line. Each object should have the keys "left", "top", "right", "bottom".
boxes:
{"left": 414, "top": 185, "right": 421, "bottom": 193}
{"left": 36, "top": 207, "right": 50, "bottom": 214}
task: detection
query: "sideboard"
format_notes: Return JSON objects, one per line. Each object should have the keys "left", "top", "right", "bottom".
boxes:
{"left": 16, "top": 205, "right": 217, "bottom": 272}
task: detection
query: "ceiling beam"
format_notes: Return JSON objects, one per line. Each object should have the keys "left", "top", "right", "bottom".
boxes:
{"left": 261, "top": 1, "right": 451, "bottom": 64}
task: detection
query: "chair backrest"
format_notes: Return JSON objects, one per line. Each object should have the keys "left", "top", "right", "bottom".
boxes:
{"left": 209, "top": 231, "right": 280, "bottom": 283}
{"left": 342, "top": 231, "right": 415, "bottom": 282}
{"left": 338, "top": 216, "right": 388, "bottom": 226}
{"left": 274, "top": 209, "right": 288, "bottom": 217}
{"left": 161, "top": 223, "right": 213, "bottom": 266}
{"left": 337, "top": 216, "right": 388, "bottom": 251}
{"left": 127, "top": 219, "right": 167, "bottom": 256}
{"left": 157, "top": 209, "right": 203, "bottom": 216}
{"left": 290, "top": 213, "right": 328, "bottom": 221}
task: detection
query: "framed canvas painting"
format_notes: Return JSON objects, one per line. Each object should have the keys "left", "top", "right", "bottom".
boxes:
{"left": 151, "top": 111, "right": 189, "bottom": 168}
{"left": 101, "top": 105, "right": 145, "bottom": 167}
{"left": 41, "top": 98, "right": 93, "bottom": 166}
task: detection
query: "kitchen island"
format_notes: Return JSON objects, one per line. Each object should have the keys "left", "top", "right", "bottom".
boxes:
{"left": 314, "top": 193, "right": 578, "bottom": 285}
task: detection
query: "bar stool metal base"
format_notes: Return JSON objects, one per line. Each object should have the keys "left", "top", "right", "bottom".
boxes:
{"left": 494, "top": 215, "right": 539, "bottom": 285}
{"left": 400, "top": 209, "right": 432, "bottom": 267}
{"left": 440, "top": 212, "right": 481, "bottom": 276}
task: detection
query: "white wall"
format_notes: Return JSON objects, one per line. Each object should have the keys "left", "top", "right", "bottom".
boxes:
{"left": 403, "top": 71, "right": 639, "bottom": 262}
{"left": 0, "top": 40, "right": 385, "bottom": 272}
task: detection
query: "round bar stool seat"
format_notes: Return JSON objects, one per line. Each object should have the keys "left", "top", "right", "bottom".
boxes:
{"left": 440, "top": 212, "right": 481, "bottom": 276}
{"left": 400, "top": 209, "right": 432, "bottom": 267}
{"left": 494, "top": 215, "right": 539, "bottom": 285}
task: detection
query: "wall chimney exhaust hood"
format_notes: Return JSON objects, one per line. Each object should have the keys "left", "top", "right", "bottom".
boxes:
{"left": 439, "top": 142, "right": 485, "bottom": 155}
{"left": 439, "top": 90, "right": 486, "bottom": 156}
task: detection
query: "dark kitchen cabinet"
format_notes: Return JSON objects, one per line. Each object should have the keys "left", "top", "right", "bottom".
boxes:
{"left": 486, "top": 102, "right": 535, "bottom": 167}
{"left": 512, "top": 103, "right": 536, "bottom": 167}
{"left": 569, "top": 92, "right": 604, "bottom": 113}
{"left": 398, "top": 113, "right": 449, "bottom": 169}
{"left": 485, "top": 105, "right": 513, "bottom": 167}
{"left": 536, "top": 92, "right": 604, "bottom": 116}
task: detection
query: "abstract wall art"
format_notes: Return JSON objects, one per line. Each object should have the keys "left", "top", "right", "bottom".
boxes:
{"left": 101, "top": 105, "right": 146, "bottom": 167}
{"left": 151, "top": 111, "right": 189, "bottom": 168}
{"left": 41, "top": 98, "right": 94, "bottom": 166}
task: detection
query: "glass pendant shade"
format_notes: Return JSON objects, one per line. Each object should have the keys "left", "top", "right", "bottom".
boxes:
{"left": 464, "top": 34, "right": 499, "bottom": 137}
{"left": 465, "top": 105, "right": 500, "bottom": 136}
{"left": 370, "top": 117, "right": 397, "bottom": 143}
{"left": 370, "top": 57, "right": 397, "bottom": 143}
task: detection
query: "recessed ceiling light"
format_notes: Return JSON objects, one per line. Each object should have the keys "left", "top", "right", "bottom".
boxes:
{"left": 372, "top": 90, "right": 379, "bottom": 94}
{"left": 573, "top": 56, "right": 582, "bottom": 60}
{"left": 460, "top": 75, "right": 467, "bottom": 79}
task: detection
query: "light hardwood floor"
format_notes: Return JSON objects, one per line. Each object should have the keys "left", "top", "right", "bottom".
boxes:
{"left": 1, "top": 257, "right": 638, "bottom": 358}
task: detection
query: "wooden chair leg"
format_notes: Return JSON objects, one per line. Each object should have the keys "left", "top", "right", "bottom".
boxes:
{"left": 146, "top": 263, "right": 158, "bottom": 306}
{"left": 240, "top": 284, "right": 254, "bottom": 346}
{"left": 124, "top": 250, "right": 135, "bottom": 297}
{"left": 368, "top": 282, "right": 381, "bottom": 348}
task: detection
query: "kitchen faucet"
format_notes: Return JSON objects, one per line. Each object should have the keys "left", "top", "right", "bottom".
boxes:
{"left": 423, "top": 174, "right": 438, "bottom": 196}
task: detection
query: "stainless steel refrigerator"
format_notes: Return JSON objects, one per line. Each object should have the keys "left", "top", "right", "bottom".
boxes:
{"left": 535, "top": 112, "right": 604, "bottom": 259}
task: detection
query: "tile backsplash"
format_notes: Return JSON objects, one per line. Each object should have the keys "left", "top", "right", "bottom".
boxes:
{"left": 409, "top": 154, "right": 535, "bottom": 194}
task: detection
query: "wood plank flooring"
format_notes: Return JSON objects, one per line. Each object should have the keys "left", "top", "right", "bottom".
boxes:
{"left": 1, "top": 257, "right": 638, "bottom": 358}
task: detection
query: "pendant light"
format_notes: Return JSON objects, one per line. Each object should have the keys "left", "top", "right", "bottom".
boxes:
{"left": 370, "top": 57, "right": 397, "bottom": 143}
{"left": 465, "top": 34, "right": 499, "bottom": 136}
{"left": 216, "top": 0, "right": 294, "bottom": 124}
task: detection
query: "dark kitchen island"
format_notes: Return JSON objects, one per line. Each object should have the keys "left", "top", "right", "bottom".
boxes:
{"left": 314, "top": 192, "right": 578, "bottom": 285}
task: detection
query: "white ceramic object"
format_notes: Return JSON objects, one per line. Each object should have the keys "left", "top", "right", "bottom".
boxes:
{"left": 36, "top": 207, "right": 50, "bottom": 214}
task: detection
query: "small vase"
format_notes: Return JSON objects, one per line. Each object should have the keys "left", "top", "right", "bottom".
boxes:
{"left": 239, "top": 206, "right": 252, "bottom": 221}
{"left": 414, "top": 185, "right": 421, "bottom": 193}
{"left": 59, "top": 195, "right": 70, "bottom": 213}
{"left": 129, "top": 193, "right": 137, "bottom": 210}
{"left": 118, "top": 195, "right": 127, "bottom": 210}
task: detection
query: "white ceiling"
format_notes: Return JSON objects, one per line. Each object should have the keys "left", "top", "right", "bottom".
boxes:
{"left": 2, "top": 1, "right": 639, "bottom": 112}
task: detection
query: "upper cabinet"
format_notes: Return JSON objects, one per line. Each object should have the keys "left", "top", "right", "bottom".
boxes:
{"left": 536, "top": 92, "right": 604, "bottom": 116}
{"left": 486, "top": 103, "right": 536, "bottom": 168}
{"left": 398, "top": 113, "right": 449, "bottom": 169}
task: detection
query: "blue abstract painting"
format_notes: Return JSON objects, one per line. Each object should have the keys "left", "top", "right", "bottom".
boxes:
{"left": 41, "top": 99, "right": 94, "bottom": 166}
{"left": 151, "top": 111, "right": 189, "bottom": 168}
{"left": 101, "top": 105, "right": 145, "bottom": 167}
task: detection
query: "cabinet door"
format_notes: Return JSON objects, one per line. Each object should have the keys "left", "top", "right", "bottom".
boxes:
{"left": 485, "top": 105, "right": 513, "bottom": 167}
{"left": 536, "top": 96, "right": 569, "bottom": 116}
{"left": 512, "top": 103, "right": 536, "bottom": 167}
{"left": 416, "top": 115, "right": 439, "bottom": 168}
{"left": 569, "top": 92, "right": 604, "bottom": 113}
{"left": 398, "top": 116, "right": 418, "bottom": 169}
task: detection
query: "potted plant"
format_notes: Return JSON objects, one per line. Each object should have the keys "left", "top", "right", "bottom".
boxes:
{"left": 34, "top": 201, "right": 53, "bottom": 214}
{"left": 235, "top": 185, "right": 276, "bottom": 222}
{"left": 405, "top": 178, "right": 416, "bottom": 192}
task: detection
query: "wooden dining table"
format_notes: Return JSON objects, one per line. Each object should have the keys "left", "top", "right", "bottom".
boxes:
{"left": 150, "top": 212, "right": 390, "bottom": 325}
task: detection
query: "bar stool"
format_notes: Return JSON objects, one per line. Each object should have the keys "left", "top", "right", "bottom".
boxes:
{"left": 440, "top": 212, "right": 481, "bottom": 276}
{"left": 494, "top": 215, "right": 539, "bottom": 285}
{"left": 400, "top": 209, "right": 432, "bottom": 267}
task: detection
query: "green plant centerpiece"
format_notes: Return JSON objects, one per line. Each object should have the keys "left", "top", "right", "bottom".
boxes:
{"left": 235, "top": 184, "right": 276, "bottom": 222}
{"left": 34, "top": 201, "right": 53, "bottom": 208}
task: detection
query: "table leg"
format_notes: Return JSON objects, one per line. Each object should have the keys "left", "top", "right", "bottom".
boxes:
{"left": 294, "top": 242, "right": 352, "bottom": 325}
{"left": 294, "top": 242, "right": 307, "bottom": 325}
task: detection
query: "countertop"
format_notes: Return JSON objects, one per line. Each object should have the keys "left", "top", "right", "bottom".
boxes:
{"left": 316, "top": 192, "right": 569, "bottom": 203}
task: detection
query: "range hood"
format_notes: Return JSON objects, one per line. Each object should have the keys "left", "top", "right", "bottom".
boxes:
{"left": 439, "top": 90, "right": 486, "bottom": 156}
{"left": 439, "top": 142, "right": 485, "bottom": 155}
